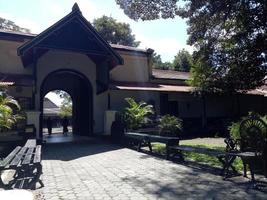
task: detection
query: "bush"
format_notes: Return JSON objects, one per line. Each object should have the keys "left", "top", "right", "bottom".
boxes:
{"left": 158, "top": 114, "right": 183, "bottom": 137}
{"left": 228, "top": 112, "right": 267, "bottom": 139}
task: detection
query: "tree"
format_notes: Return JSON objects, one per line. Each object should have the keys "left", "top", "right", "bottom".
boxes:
{"left": 0, "top": 87, "right": 21, "bottom": 131}
{"left": 53, "top": 91, "right": 72, "bottom": 118}
{"left": 152, "top": 52, "right": 174, "bottom": 70}
{"left": 173, "top": 49, "right": 192, "bottom": 72}
{"left": 152, "top": 52, "right": 164, "bottom": 69}
{"left": 93, "top": 16, "right": 140, "bottom": 47}
{"left": 116, "top": 0, "right": 267, "bottom": 93}
{"left": 115, "top": 0, "right": 178, "bottom": 20}
{"left": 0, "top": 17, "right": 30, "bottom": 33}
{"left": 59, "top": 97, "right": 72, "bottom": 118}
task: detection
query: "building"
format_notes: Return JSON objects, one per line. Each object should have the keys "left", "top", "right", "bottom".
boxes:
{"left": 43, "top": 97, "right": 60, "bottom": 118}
{"left": 0, "top": 4, "right": 266, "bottom": 139}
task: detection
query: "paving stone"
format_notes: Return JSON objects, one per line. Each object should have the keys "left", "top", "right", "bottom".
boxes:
{"left": 27, "top": 140, "right": 267, "bottom": 200}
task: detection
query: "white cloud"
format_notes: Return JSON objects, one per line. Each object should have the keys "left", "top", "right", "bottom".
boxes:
{"left": 0, "top": 11, "right": 41, "bottom": 33}
{"left": 136, "top": 34, "right": 194, "bottom": 62}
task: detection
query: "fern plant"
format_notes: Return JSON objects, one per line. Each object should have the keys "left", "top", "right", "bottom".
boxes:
{"left": 122, "top": 98, "right": 154, "bottom": 130}
{"left": 0, "top": 89, "right": 22, "bottom": 131}
{"left": 159, "top": 114, "right": 183, "bottom": 137}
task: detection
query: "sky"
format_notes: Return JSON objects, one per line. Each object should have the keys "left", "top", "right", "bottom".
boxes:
{"left": 0, "top": 0, "right": 192, "bottom": 105}
{"left": 0, "top": 0, "right": 192, "bottom": 62}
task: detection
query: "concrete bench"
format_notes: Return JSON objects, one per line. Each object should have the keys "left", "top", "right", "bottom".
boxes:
{"left": 124, "top": 132, "right": 179, "bottom": 159}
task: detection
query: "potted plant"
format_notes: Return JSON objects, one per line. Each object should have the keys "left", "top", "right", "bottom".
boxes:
{"left": 121, "top": 98, "right": 154, "bottom": 131}
{"left": 0, "top": 88, "right": 24, "bottom": 156}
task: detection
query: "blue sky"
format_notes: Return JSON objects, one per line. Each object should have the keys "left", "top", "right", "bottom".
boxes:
{"left": 0, "top": 0, "right": 192, "bottom": 62}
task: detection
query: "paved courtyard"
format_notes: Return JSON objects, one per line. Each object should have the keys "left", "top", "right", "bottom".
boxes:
{"left": 37, "top": 139, "right": 266, "bottom": 200}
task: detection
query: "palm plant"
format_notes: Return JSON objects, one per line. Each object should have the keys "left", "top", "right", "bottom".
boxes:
{"left": 0, "top": 90, "right": 21, "bottom": 131}
{"left": 122, "top": 98, "right": 154, "bottom": 130}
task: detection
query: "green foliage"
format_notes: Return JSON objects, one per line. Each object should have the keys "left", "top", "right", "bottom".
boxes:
{"left": 228, "top": 112, "right": 267, "bottom": 140}
{"left": 152, "top": 52, "right": 164, "bottom": 69}
{"left": 187, "top": 58, "right": 213, "bottom": 92}
{"left": 152, "top": 52, "right": 175, "bottom": 70}
{"left": 117, "top": 0, "right": 267, "bottom": 93}
{"left": 0, "top": 89, "right": 22, "bottom": 131}
{"left": 172, "top": 49, "right": 193, "bottom": 72}
{"left": 93, "top": 15, "right": 140, "bottom": 47}
{"left": 183, "top": 1, "right": 267, "bottom": 93}
{"left": 0, "top": 17, "right": 30, "bottom": 33}
{"left": 59, "top": 102, "right": 72, "bottom": 118}
{"left": 158, "top": 114, "right": 182, "bottom": 137}
{"left": 122, "top": 98, "right": 154, "bottom": 130}
{"left": 116, "top": 0, "right": 177, "bottom": 20}
{"left": 54, "top": 91, "right": 72, "bottom": 118}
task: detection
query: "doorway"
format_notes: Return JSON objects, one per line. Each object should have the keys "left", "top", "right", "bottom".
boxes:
{"left": 40, "top": 70, "right": 93, "bottom": 138}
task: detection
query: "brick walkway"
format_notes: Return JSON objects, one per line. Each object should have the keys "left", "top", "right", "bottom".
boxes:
{"left": 39, "top": 140, "right": 266, "bottom": 200}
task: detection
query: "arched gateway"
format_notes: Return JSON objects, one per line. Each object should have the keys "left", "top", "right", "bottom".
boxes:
{"left": 40, "top": 70, "right": 93, "bottom": 137}
{"left": 17, "top": 3, "right": 123, "bottom": 139}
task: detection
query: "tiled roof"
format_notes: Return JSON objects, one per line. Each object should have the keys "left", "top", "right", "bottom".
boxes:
{"left": 0, "top": 73, "right": 34, "bottom": 86}
{"left": 0, "top": 29, "right": 150, "bottom": 54}
{"left": 43, "top": 97, "right": 58, "bottom": 109}
{"left": 0, "top": 81, "right": 14, "bottom": 86}
{"left": 0, "top": 29, "right": 36, "bottom": 37}
{"left": 109, "top": 81, "right": 194, "bottom": 92}
{"left": 152, "top": 69, "right": 190, "bottom": 80}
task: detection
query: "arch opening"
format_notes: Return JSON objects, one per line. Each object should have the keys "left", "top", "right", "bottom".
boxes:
{"left": 40, "top": 70, "right": 93, "bottom": 138}
{"left": 43, "top": 90, "right": 73, "bottom": 136}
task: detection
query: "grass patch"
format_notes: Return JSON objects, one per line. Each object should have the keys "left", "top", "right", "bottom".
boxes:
{"left": 152, "top": 143, "right": 243, "bottom": 171}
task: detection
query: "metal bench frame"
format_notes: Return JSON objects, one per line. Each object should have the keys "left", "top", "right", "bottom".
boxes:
{"left": 0, "top": 139, "right": 43, "bottom": 189}
{"left": 125, "top": 132, "right": 179, "bottom": 159}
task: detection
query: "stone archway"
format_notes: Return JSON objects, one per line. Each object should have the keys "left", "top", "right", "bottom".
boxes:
{"left": 40, "top": 69, "right": 93, "bottom": 138}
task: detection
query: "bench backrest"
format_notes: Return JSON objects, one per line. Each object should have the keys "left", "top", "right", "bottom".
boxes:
{"left": 239, "top": 115, "right": 267, "bottom": 153}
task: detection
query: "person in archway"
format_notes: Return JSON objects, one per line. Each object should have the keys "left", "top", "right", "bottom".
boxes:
{"left": 62, "top": 116, "right": 69, "bottom": 135}
{"left": 47, "top": 117, "right": 52, "bottom": 135}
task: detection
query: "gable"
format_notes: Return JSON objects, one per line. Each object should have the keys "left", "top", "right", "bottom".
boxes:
{"left": 17, "top": 3, "right": 123, "bottom": 68}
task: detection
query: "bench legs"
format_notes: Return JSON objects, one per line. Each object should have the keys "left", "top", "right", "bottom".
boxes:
{"left": 27, "top": 164, "right": 44, "bottom": 190}
{"left": 0, "top": 164, "right": 44, "bottom": 190}
{"left": 137, "top": 141, "right": 152, "bottom": 152}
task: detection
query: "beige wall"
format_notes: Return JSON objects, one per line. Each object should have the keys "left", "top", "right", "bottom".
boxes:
{"left": 36, "top": 50, "right": 108, "bottom": 133}
{"left": 110, "top": 90, "right": 160, "bottom": 114}
{"left": 110, "top": 52, "right": 149, "bottom": 82}
{"left": 7, "top": 86, "right": 32, "bottom": 98}
{"left": 0, "top": 40, "right": 32, "bottom": 75}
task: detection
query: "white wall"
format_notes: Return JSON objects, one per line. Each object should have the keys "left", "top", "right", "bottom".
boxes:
{"left": 36, "top": 50, "right": 107, "bottom": 133}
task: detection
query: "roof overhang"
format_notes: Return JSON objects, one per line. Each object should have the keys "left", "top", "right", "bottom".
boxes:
{"left": 0, "top": 73, "right": 34, "bottom": 86}
{"left": 109, "top": 81, "right": 194, "bottom": 93}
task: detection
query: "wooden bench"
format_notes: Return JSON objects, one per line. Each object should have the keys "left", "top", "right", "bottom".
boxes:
{"left": 0, "top": 139, "right": 43, "bottom": 189}
{"left": 124, "top": 132, "right": 179, "bottom": 158}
